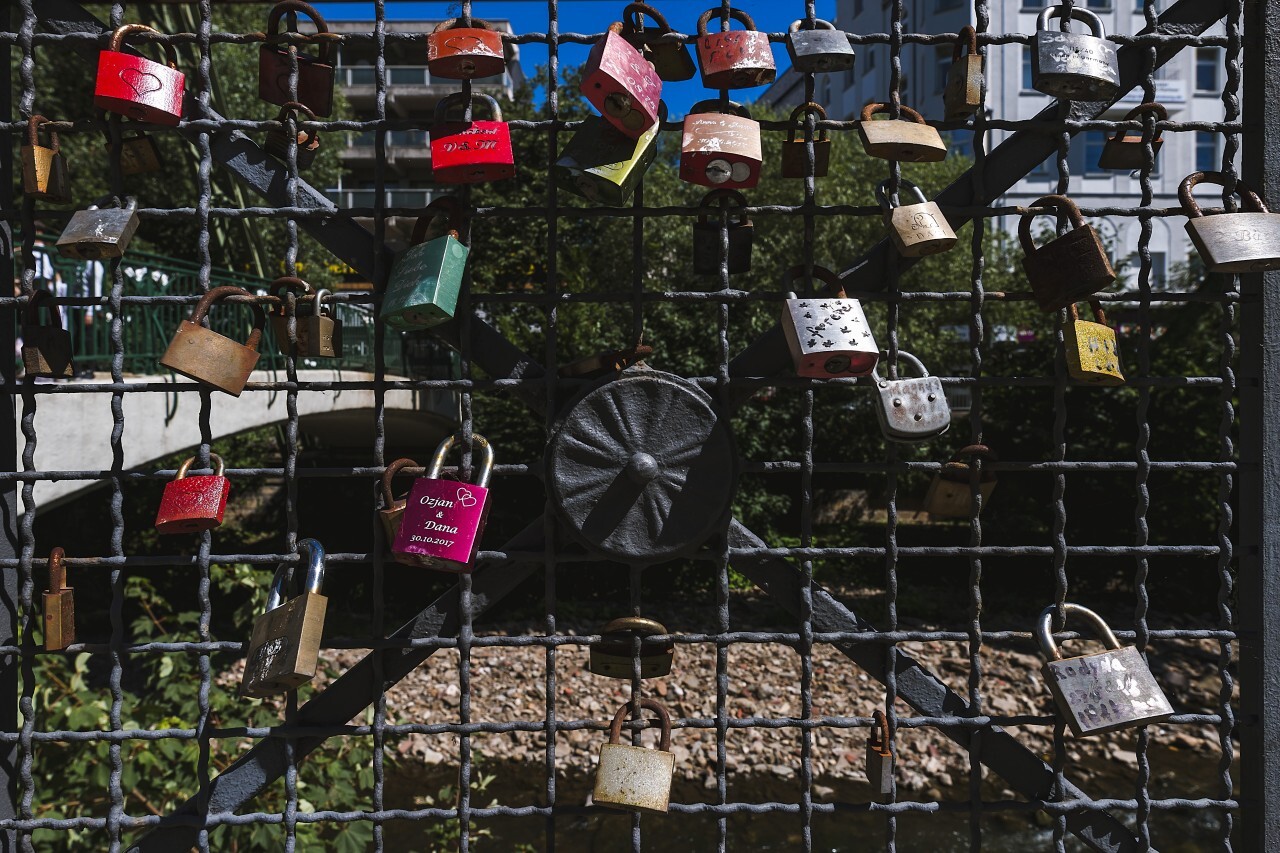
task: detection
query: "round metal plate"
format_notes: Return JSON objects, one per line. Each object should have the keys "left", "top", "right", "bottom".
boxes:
{"left": 546, "top": 370, "right": 738, "bottom": 564}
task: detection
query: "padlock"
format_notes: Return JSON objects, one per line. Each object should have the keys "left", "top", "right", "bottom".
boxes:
{"left": 944, "top": 25, "right": 983, "bottom": 122}
{"left": 159, "top": 285, "right": 266, "bottom": 397}
{"left": 923, "top": 444, "right": 996, "bottom": 518}
{"left": 780, "top": 266, "right": 878, "bottom": 378}
{"left": 1036, "top": 602, "right": 1174, "bottom": 738}
{"left": 304, "top": 290, "right": 343, "bottom": 358}
{"left": 265, "top": 101, "right": 321, "bottom": 169}
{"left": 268, "top": 276, "right": 314, "bottom": 354}
{"left": 427, "top": 17, "right": 507, "bottom": 80}
{"left": 621, "top": 3, "right": 695, "bottom": 82}
{"left": 56, "top": 196, "right": 140, "bottom": 261}
{"left": 554, "top": 109, "right": 662, "bottom": 206}
{"left": 859, "top": 103, "right": 947, "bottom": 163}
{"left": 877, "top": 179, "right": 957, "bottom": 258}
{"left": 865, "top": 710, "right": 894, "bottom": 796}
{"left": 240, "top": 539, "right": 329, "bottom": 698}
{"left": 259, "top": 1, "right": 337, "bottom": 116}
{"left": 1020, "top": 195, "right": 1116, "bottom": 311}
{"left": 592, "top": 698, "right": 676, "bottom": 814}
{"left": 1098, "top": 102, "right": 1166, "bottom": 171}
{"left": 694, "top": 8, "right": 775, "bottom": 90}
{"left": 780, "top": 102, "right": 831, "bottom": 179}
{"left": 1065, "top": 301, "right": 1124, "bottom": 386}
{"left": 581, "top": 21, "right": 662, "bottom": 138}
{"left": 589, "top": 617, "right": 675, "bottom": 679}
{"left": 1031, "top": 5, "right": 1120, "bottom": 101}
{"left": 43, "top": 548, "right": 75, "bottom": 652}
{"left": 679, "top": 100, "right": 761, "bottom": 190}
{"left": 430, "top": 93, "right": 515, "bottom": 185}
{"left": 22, "top": 115, "right": 71, "bottom": 203}
{"left": 383, "top": 198, "right": 470, "bottom": 329}
{"left": 21, "top": 289, "right": 74, "bottom": 379}
{"left": 873, "top": 351, "right": 951, "bottom": 443}
{"left": 154, "top": 453, "right": 231, "bottom": 534}
{"left": 693, "top": 188, "right": 752, "bottom": 276}
{"left": 786, "top": 18, "right": 854, "bottom": 74}
{"left": 94, "top": 24, "right": 185, "bottom": 126}
{"left": 379, "top": 457, "right": 420, "bottom": 542}
{"left": 391, "top": 433, "right": 494, "bottom": 573}
{"left": 559, "top": 344, "right": 654, "bottom": 379}
{"left": 109, "top": 128, "right": 164, "bottom": 176}
{"left": 1180, "top": 171, "right": 1280, "bottom": 273}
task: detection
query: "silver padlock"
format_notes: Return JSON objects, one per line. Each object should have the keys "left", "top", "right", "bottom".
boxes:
{"left": 1031, "top": 5, "right": 1119, "bottom": 101}
{"left": 592, "top": 698, "right": 676, "bottom": 814}
{"left": 1037, "top": 602, "right": 1174, "bottom": 738}
{"left": 780, "top": 266, "right": 878, "bottom": 379}
{"left": 1180, "top": 171, "right": 1280, "bottom": 273}
{"left": 873, "top": 351, "right": 951, "bottom": 443}
{"left": 877, "top": 179, "right": 957, "bottom": 258}
{"left": 56, "top": 195, "right": 140, "bottom": 261}
{"left": 865, "top": 709, "right": 894, "bottom": 796}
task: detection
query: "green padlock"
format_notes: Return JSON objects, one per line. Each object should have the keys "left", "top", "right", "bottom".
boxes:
{"left": 382, "top": 198, "right": 470, "bottom": 330}
{"left": 553, "top": 104, "right": 664, "bottom": 207}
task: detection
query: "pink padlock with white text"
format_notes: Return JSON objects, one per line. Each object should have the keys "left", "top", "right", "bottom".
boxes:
{"left": 391, "top": 433, "right": 493, "bottom": 573}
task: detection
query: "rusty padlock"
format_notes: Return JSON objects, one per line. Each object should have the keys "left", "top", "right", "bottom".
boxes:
{"left": 259, "top": 0, "right": 337, "bottom": 116}
{"left": 1031, "top": 5, "right": 1119, "bottom": 101}
{"left": 873, "top": 351, "right": 951, "bottom": 443}
{"left": 786, "top": 18, "right": 854, "bottom": 74}
{"left": 923, "top": 444, "right": 996, "bottom": 518}
{"left": 780, "top": 102, "right": 831, "bottom": 179}
{"left": 865, "top": 710, "right": 894, "bottom": 796}
{"left": 22, "top": 115, "right": 70, "bottom": 203}
{"left": 695, "top": 7, "right": 775, "bottom": 90}
{"left": 581, "top": 20, "right": 662, "bottom": 138}
{"left": 269, "top": 277, "right": 342, "bottom": 358}
{"left": 622, "top": 3, "right": 695, "bottom": 82}
{"left": 944, "top": 25, "right": 983, "bottom": 122}
{"left": 589, "top": 616, "right": 675, "bottom": 679}
{"left": 559, "top": 343, "right": 654, "bottom": 379}
{"left": 265, "top": 101, "right": 321, "bottom": 169}
{"left": 430, "top": 93, "right": 515, "bottom": 185}
{"left": 1098, "top": 103, "right": 1166, "bottom": 172}
{"left": 379, "top": 457, "right": 420, "bottom": 542}
{"left": 56, "top": 196, "right": 140, "bottom": 261}
{"left": 554, "top": 108, "right": 662, "bottom": 206}
{"left": 240, "top": 539, "right": 329, "bottom": 698}
{"left": 693, "top": 188, "right": 752, "bottom": 275}
{"left": 1065, "top": 301, "right": 1124, "bottom": 386}
{"left": 159, "top": 286, "right": 266, "bottom": 397}
{"left": 21, "top": 290, "right": 74, "bottom": 380}
{"left": 1020, "top": 194, "right": 1116, "bottom": 311}
{"left": 155, "top": 453, "right": 231, "bottom": 534}
{"left": 781, "top": 266, "right": 878, "bottom": 378}
{"left": 593, "top": 698, "right": 676, "bottom": 814}
{"left": 877, "top": 179, "right": 957, "bottom": 258}
{"left": 44, "top": 548, "right": 75, "bottom": 652}
{"left": 94, "top": 24, "right": 185, "bottom": 126}
{"left": 679, "top": 100, "right": 761, "bottom": 189}
{"left": 1180, "top": 171, "right": 1280, "bottom": 273}
{"left": 427, "top": 17, "right": 507, "bottom": 80}
{"left": 859, "top": 103, "right": 947, "bottom": 162}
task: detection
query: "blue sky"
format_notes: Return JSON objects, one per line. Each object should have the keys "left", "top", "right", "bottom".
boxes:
{"left": 315, "top": 1, "right": 838, "bottom": 114}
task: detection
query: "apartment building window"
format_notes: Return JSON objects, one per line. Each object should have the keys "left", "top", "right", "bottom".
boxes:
{"left": 1196, "top": 48, "right": 1220, "bottom": 92}
{"left": 1196, "top": 132, "right": 1219, "bottom": 172}
{"left": 935, "top": 47, "right": 950, "bottom": 92}
{"left": 1022, "top": 48, "right": 1033, "bottom": 91}
{"left": 1134, "top": 0, "right": 1160, "bottom": 10}
{"left": 1082, "top": 132, "right": 1109, "bottom": 176}
{"left": 934, "top": 0, "right": 962, "bottom": 10}
{"left": 853, "top": 0, "right": 864, "bottom": 16}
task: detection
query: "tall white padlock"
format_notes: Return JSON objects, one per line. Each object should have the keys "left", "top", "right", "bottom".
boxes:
{"left": 873, "top": 351, "right": 951, "bottom": 442}
{"left": 780, "top": 265, "right": 878, "bottom": 379}
{"left": 592, "top": 698, "right": 676, "bottom": 814}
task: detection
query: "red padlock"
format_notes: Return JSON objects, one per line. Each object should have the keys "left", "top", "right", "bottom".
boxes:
{"left": 94, "top": 24, "right": 186, "bottom": 127}
{"left": 259, "top": 1, "right": 337, "bottom": 117}
{"left": 155, "top": 453, "right": 231, "bottom": 535}
{"left": 695, "top": 7, "right": 775, "bottom": 90}
{"left": 679, "top": 100, "right": 761, "bottom": 189}
{"left": 581, "top": 21, "right": 662, "bottom": 138}
{"left": 430, "top": 93, "right": 515, "bottom": 185}
{"left": 427, "top": 18, "right": 507, "bottom": 80}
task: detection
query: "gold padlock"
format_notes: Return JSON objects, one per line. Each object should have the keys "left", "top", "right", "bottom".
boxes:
{"left": 877, "top": 179, "right": 957, "bottom": 258}
{"left": 1064, "top": 301, "right": 1124, "bottom": 386}
{"left": 923, "top": 444, "right": 996, "bottom": 518}
{"left": 159, "top": 286, "right": 266, "bottom": 397}
{"left": 780, "top": 102, "right": 831, "bottom": 179}
{"left": 43, "top": 547, "right": 75, "bottom": 652}
{"left": 22, "top": 115, "right": 71, "bottom": 203}
{"left": 858, "top": 103, "right": 947, "bottom": 162}
{"left": 240, "top": 539, "right": 329, "bottom": 698}
{"left": 379, "top": 457, "right": 419, "bottom": 542}
{"left": 943, "top": 26, "right": 983, "bottom": 122}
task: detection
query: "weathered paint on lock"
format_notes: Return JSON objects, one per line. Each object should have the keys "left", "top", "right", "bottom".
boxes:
{"left": 427, "top": 18, "right": 506, "bottom": 80}
{"left": 1031, "top": 6, "right": 1119, "bottom": 101}
{"left": 873, "top": 351, "right": 951, "bottom": 442}
{"left": 554, "top": 112, "right": 661, "bottom": 206}
{"left": 391, "top": 434, "right": 493, "bottom": 573}
{"left": 1180, "top": 171, "right": 1280, "bottom": 273}
{"left": 593, "top": 699, "right": 676, "bottom": 814}
{"left": 240, "top": 540, "right": 328, "bottom": 698}
{"left": 785, "top": 19, "right": 854, "bottom": 73}
{"left": 155, "top": 454, "right": 231, "bottom": 534}
{"left": 581, "top": 26, "right": 662, "bottom": 138}
{"left": 679, "top": 102, "right": 761, "bottom": 190}
{"left": 430, "top": 94, "right": 515, "bottom": 184}
{"left": 94, "top": 25, "right": 186, "bottom": 126}
{"left": 943, "top": 25, "right": 983, "bottom": 121}
{"left": 56, "top": 198, "right": 140, "bottom": 261}
{"left": 780, "top": 266, "right": 878, "bottom": 378}
{"left": 159, "top": 286, "right": 265, "bottom": 397}
{"left": 858, "top": 104, "right": 947, "bottom": 163}
{"left": 695, "top": 8, "right": 775, "bottom": 89}
{"left": 1065, "top": 303, "right": 1124, "bottom": 386}
{"left": 258, "top": 1, "right": 337, "bottom": 116}
{"left": 1019, "top": 195, "right": 1115, "bottom": 311}
{"left": 22, "top": 116, "right": 71, "bottom": 203}
{"left": 589, "top": 617, "right": 675, "bottom": 679}
{"left": 382, "top": 230, "right": 469, "bottom": 329}
{"left": 1098, "top": 103, "right": 1166, "bottom": 171}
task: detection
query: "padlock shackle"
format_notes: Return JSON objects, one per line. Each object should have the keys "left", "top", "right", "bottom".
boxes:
{"left": 427, "top": 433, "right": 495, "bottom": 489}
{"left": 872, "top": 349, "right": 928, "bottom": 382}
{"left": 434, "top": 91, "right": 503, "bottom": 124}
{"left": 786, "top": 102, "right": 828, "bottom": 144}
{"left": 48, "top": 547, "right": 68, "bottom": 592}
{"left": 26, "top": 115, "right": 57, "bottom": 151}
{"left": 108, "top": 24, "right": 180, "bottom": 70}
{"left": 622, "top": 3, "right": 673, "bottom": 34}
{"left": 601, "top": 616, "right": 668, "bottom": 637}
{"left": 608, "top": 698, "right": 672, "bottom": 752}
{"left": 433, "top": 17, "right": 495, "bottom": 33}
{"left": 780, "top": 264, "right": 843, "bottom": 296}
{"left": 314, "top": 289, "right": 333, "bottom": 317}
{"left": 188, "top": 286, "right": 267, "bottom": 353}
{"left": 953, "top": 24, "right": 978, "bottom": 60}
{"left": 1179, "top": 171, "right": 1270, "bottom": 218}
{"left": 696, "top": 188, "right": 749, "bottom": 225}
{"left": 175, "top": 452, "right": 226, "bottom": 480}
{"left": 869, "top": 708, "right": 890, "bottom": 750}
{"left": 861, "top": 102, "right": 926, "bottom": 126}
{"left": 265, "top": 538, "right": 326, "bottom": 612}
{"left": 875, "top": 179, "right": 928, "bottom": 211}
{"left": 410, "top": 196, "right": 467, "bottom": 246}
{"left": 276, "top": 101, "right": 319, "bottom": 148}
{"left": 1036, "top": 5, "right": 1106, "bottom": 38}
{"left": 1036, "top": 602, "right": 1122, "bottom": 661}
{"left": 1068, "top": 300, "right": 1107, "bottom": 325}
{"left": 948, "top": 444, "right": 997, "bottom": 465}
{"left": 1018, "top": 195, "right": 1086, "bottom": 253}
{"left": 687, "top": 99, "right": 751, "bottom": 121}
{"left": 266, "top": 1, "right": 337, "bottom": 64}
{"left": 788, "top": 18, "right": 837, "bottom": 32}
{"left": 24, "top": 289, "right": 64, "bottom": 329}
{"left": 697, "top": 7, "right": 757, "bottom": 37}
{"left": 381, "top": 457, "right": 420, "bottom": 507}
{"left": 268, "top": 276, "right": 314, "bottom": 300}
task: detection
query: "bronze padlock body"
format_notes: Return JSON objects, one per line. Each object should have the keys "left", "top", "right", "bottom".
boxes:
{"left": 241, "top": 591, "right": 327, "bottom": 697}
{"left": 858, "top": 103, "right": 947, "bottom": 163}
{"left": 118, "top": 132, "right": 164, "bottom": 176}
{"left": 160, "top": 286, "right": 266, "bottom": 397}
{"left": 43, "top": 548, "right": 74, "bottom": 652}
{"left": 944, "top": 58, "right": 983, "bottom": 121}
{"left": 21, "top": 289, "right": 74, "bottom": 379}
{"left": 22, "top": 116, "right": 71, "bottom": 204}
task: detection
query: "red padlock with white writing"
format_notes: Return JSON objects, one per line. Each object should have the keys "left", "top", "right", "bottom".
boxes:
{"left": 155, "top": 453, "right": 231, "bottom": 535}
{"left": 430, "top": 93, "right": 515, "bottom": 185}
{"left": 680, "top": 100, "right": 761, "bottom": 190}
{"left": 695, "top": 7, "right": 775, "bottom": 90}
{"left": 391, "top": 434, "right": 494, "bottom": 573}
{"left": 581, "top": 21, "right": 662, "bottom": 138}
{"left": 95, "top": 24, "right": 186, "bottom": 126}
{"left": 427, "top": 17, "right": 507, "bottom": 80}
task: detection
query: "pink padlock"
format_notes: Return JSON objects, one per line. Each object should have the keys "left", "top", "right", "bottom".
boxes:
{"left": 391, "top": 434, "right": 494, "bottom": 573}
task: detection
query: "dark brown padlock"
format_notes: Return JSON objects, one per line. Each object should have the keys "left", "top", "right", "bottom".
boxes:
{"left": 1019, "top": 195, "right": 1116, "bottom": 312}
{"left": 622, "top": 3, "right": 696, "bottom": 82}
{"left": 559, "top": 343, "right": 654, "bottom": 379}
{"left": 780, "top": 102, "right": 831, "bottom": 179}
{"left": 944, "top": 26, "right": 983, "bottom": 122}
{"left": 924, "top": 444, "right": 997, "bottom": 517}
{"left": 1098, "top": 102, "right": 1167, "bottom": 171}
{"left": 695, "top": 7, "right": 775, "bottom": 90}
{"left": 693, "top": 188, "right": 752, "bottom": 275}
{"left": 21, "top": 289, "right": 74, "bottom": 379}
{"left": 859, "top": 103, "right": 948, "bottom": 162}
{"left": 22, "top": 115, "right": 71, "bottom": 203}
{"left": 159, "top": 286, "right": 266, "bottom": 397}
{"left": 269, "top": 276, "right": 314, "bottom": 355}
{"left": 265, "top": 101, "right": 320, "bottom": 169}
{"left": 427, "top": 17, "right": 507, "bottom": 80}
{"left": 379, "top": 457, "right": 420, "bottom": 542}
{"left": 259, "top": 0, "right": 337, "bottom": 117}
{"left": 44, "top": 548, "right": 75, "bottom": 652}
{"left": 113, "top": 131, "right": 163, "bottom": 176}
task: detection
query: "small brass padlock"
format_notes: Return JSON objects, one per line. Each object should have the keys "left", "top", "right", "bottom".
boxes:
{"left": 679, "top": 100, "right": 761, "bottom": 190}
{"left": 873, "top": 351, "right": 951, "bottom": 443}
{"left": 383, "top": 197, "right": 470, "bottom": 329}
{"left": 21, "top": 289, "right": 74, "bottom": 379}
{"left": 1098, "top": 102, "right": 1166, "bottom": 172}
{"left": 593, "top": 698, "right": 676, "bottom": 814}
{"left": 159, "top": 286, "right": 266, "bottom": 397}
{"left": 269, "top": 276, "right": 313, "bottom": 355}
{"left": 1019, "top": 194, "right": 1115, "bottom": 311}
{"left": 923, "top": 444, "right": 996, "bottom": 518}
{"left": 621, "top": 3, "right": 695, "bottom": 82}
{"left": 56, "top": 196, "right": 140, "bottom": 261}
{"left": 693, "top": 188, "right": 753, "bottom": 276}
{"left": 589, "top": 617, "right": 675, "bottom": 679}
{"left": 1064, "top": 301, "right": 1124, "bottom": 386}
{"left": 943, "top": 25, "right": 983, "bottom": 122}
{"left": 44, "top": 548, "right": 75, "bottom": 652}
{"left": 1180, "top": 171, "right": 1280, "bottom": 273}
{"left": 877, "top": 179, "right": 957, "bottom": 258}
{"left": 265, "top": 101, "right": 321, "bottom": 169}
{"left": 785, "top": 18, "right": 854, "bottom": 74}
{"left": 1036, "top": 602, "right": 1174, "bottom": 738}
{"left": 858, "top": 103, "right": 947, "bottom": 163}
{"left": 1031, "top": 5, "right": 1119, "bottom": 101}
{"left": 554, "top": 107, "right": 662, "bottom": 207}
{"left": 780, "top": 266, "right": 878, "bottom": 379}
{"left": 22, "top": 115, "right": 71, "bottom": 203}
{"left": 694, "top": 7, "right": 775, "bottom": 90}
{"left": 241, "top": 539, "right": 329, "bottom": 698}
{"left": 581, "top": 21, "right": 662, "bottom": 138}
{"left": 865, "top": 710, "right": 893, "bottom": 796}
{"left": 379, "top": 457, "right": 419, "bottom": 542}
{"left": 780, "top": 102, "right": 831, "bottom": 179}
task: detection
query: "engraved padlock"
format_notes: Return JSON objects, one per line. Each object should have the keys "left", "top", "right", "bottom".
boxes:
{"left": 1065, "top": 301, "right": 1124, "bottom": 386}
{"left": 1037, "top": 602, "right": 1174, "bottom": 738}
{"left": 593, "top": 698, "right": 676, "bottom": 814}
{"left": 21, "top": 289, "right": 74, "bottom": 380}
{"left": 554, "top": 107, "right": 662, "bottom": 206}
{"left": 780, "top": 102, "right": 831, "bottom": 179}
{"left": 873, "top": 351, "right": 951, "bottom": 443}
{"left": 22, "top": 115, "right": 71, "bottom": 203}
{"left": 679, "top": 100, "right": 761, "bottom": 190}
{"left": 877, "top": 179, "right": 957, "bottom": 258}
{"left": 621, "top": 3, "right": 696, "bottom": 82}
{"left": 865, "top": 710, "right": 894, "bottom": 796}
{"left": 383, "top": 197, "right": 470, "bottom": 329}
{"left": 94, "top": 24, "right": 185, "bottom": 126}
{"left": 1098, "top": 102, "right": 1166, "bottom": 172}
{"left": 786, "top": 18, "right": 854, "bottom": 74}
{"left": 43, "top": 548, "right": 75, "bottom": 652}
{"left": 589, "top": 617, "right": 675, "bottom": 679}
{"left": 581, "top": 20, "right": 662, "bottom": 138}
{"left": 379, "top": 457, "right": 420, "bottom": 542}
{"left": 240, "top": 539, "right": 329, "bottom": 698}
{"left": 1180, "top": 171, "right": 1280, "bottom": 273}
{"left": 56, "top": 196, "right": 140, "bottom": 261}
{"left": 693, "top": 188, "right": 752, "bottom": 276}
{"left": 695, "top": 7, "right": 775, "bottom": 90}
{"left": 944, "top": 25, "right": 983, "bottom": 122}
{"left": 430, "top": 93, "right": 515, "bottom": 185}
{"left": 780, "top": 266, "right": 878, "bottom": 378}
{"left": 265, "top": 101, "right": 321, "bottom": 169}
{"left": 923, "top": 444, "right": 996, "bottom": 518}
{"left": 1031, "top": 5, "right": 1119, "bottom": 101}
{"left": 159, "top": 286, "right": 266, "bottom": 397}
{"left": 1019, "top": 194, "right": 1115, "bottom": 311}
{"left": 858, "top": 103, "right": 947, "bottom": 163}
{"left": 155, "top": 453, "right": 231, "bottom": 534}
{"left": 259, "top": 1, "right": 337, "bottom": 116}
{"left": 391, "top": 433, "right": 494, "bottom": 573}
{"left": 427, "top": 17, "right": 507, "bottom": 80}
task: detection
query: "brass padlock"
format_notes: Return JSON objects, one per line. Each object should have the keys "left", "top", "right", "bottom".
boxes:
{"left": 679, "top": 100, "right": 761, "bottom": 190}
{"left": 693, "top": 188, "right": 752, "bottom": 276}
{"left": 1098, "top": 102, "right": 1166, "bottom": 172}
{"left": 923, "top": 444, "right": 996, "bottom": 518}
{"left": 56, "top": 196, "right": 140, "bottom": 261}
{"left": 786, "top": 18, "right": 854, "bottom": 74}
{"left": 865, "top": 710, "right": 893, "bottom": 796}
{"left": 943, "top": 25, "right": 983, "bottom": 122}
{"left": 22, "top": 115, "right": 71, "bottom": 203}
{"left": 103, "top": 116, "right": 164, "bottom": 176}
{"left": 240, "top": 539, "right": 329, "bottom": 698}
{"left": 554, "top": 106, "right": 663, "bottom": 206}
{"left": 877, "top": 179, "right": 957, "bottom": 258}
{"left": 160, "top": 286, "right": 266, "bottom": 397}
{"left": 1036, "top": 602, "right": 1174, "bottom": 738}
{"left": 21, "top": 289, "right": 74, "bottom": 379}
{"left": 269, "top": 276, "right": 313, "bottom": 355}
{"left": 1031, "top": 5, "right": 1119, "bottom": 101}
{"left": 1065, "top": 301, "right": 1124, "bottom": 386}
{"left": 379, "top": 457, "right": 419, "bottom": 542}
{"left": 858, "top": 103, "right": 947, "bottom": 163}
{"left": 621, "top": 3, "right": 695, "bottom": 82}
{"left": 873, "top": 351, "right": 951, "bottom": 443}
{"left": 44, "top": 547, "right": 75, "bottom": 652}
{"left": 265, "top": 101, "right": 320, "bottom": 169}
{"left": 589, "top": 617, "right": 675, "bottom": 679}
{"left": 305, "top": 290, "right": 342, "bottom": 358}
{"left": 1180, "top": 171, "right": 1280, "bottom": 273}
{"left": 781, "top": 266, "right": 878, "bottom": 379}
{"left": 780, "top": 102, "right": 831, "bottom": 179}
{"left": 1019, "top": 194, "right": 1115, "bottom": 311}
{"left": 593, "top": 698, "right": 676, "bottom": 814}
